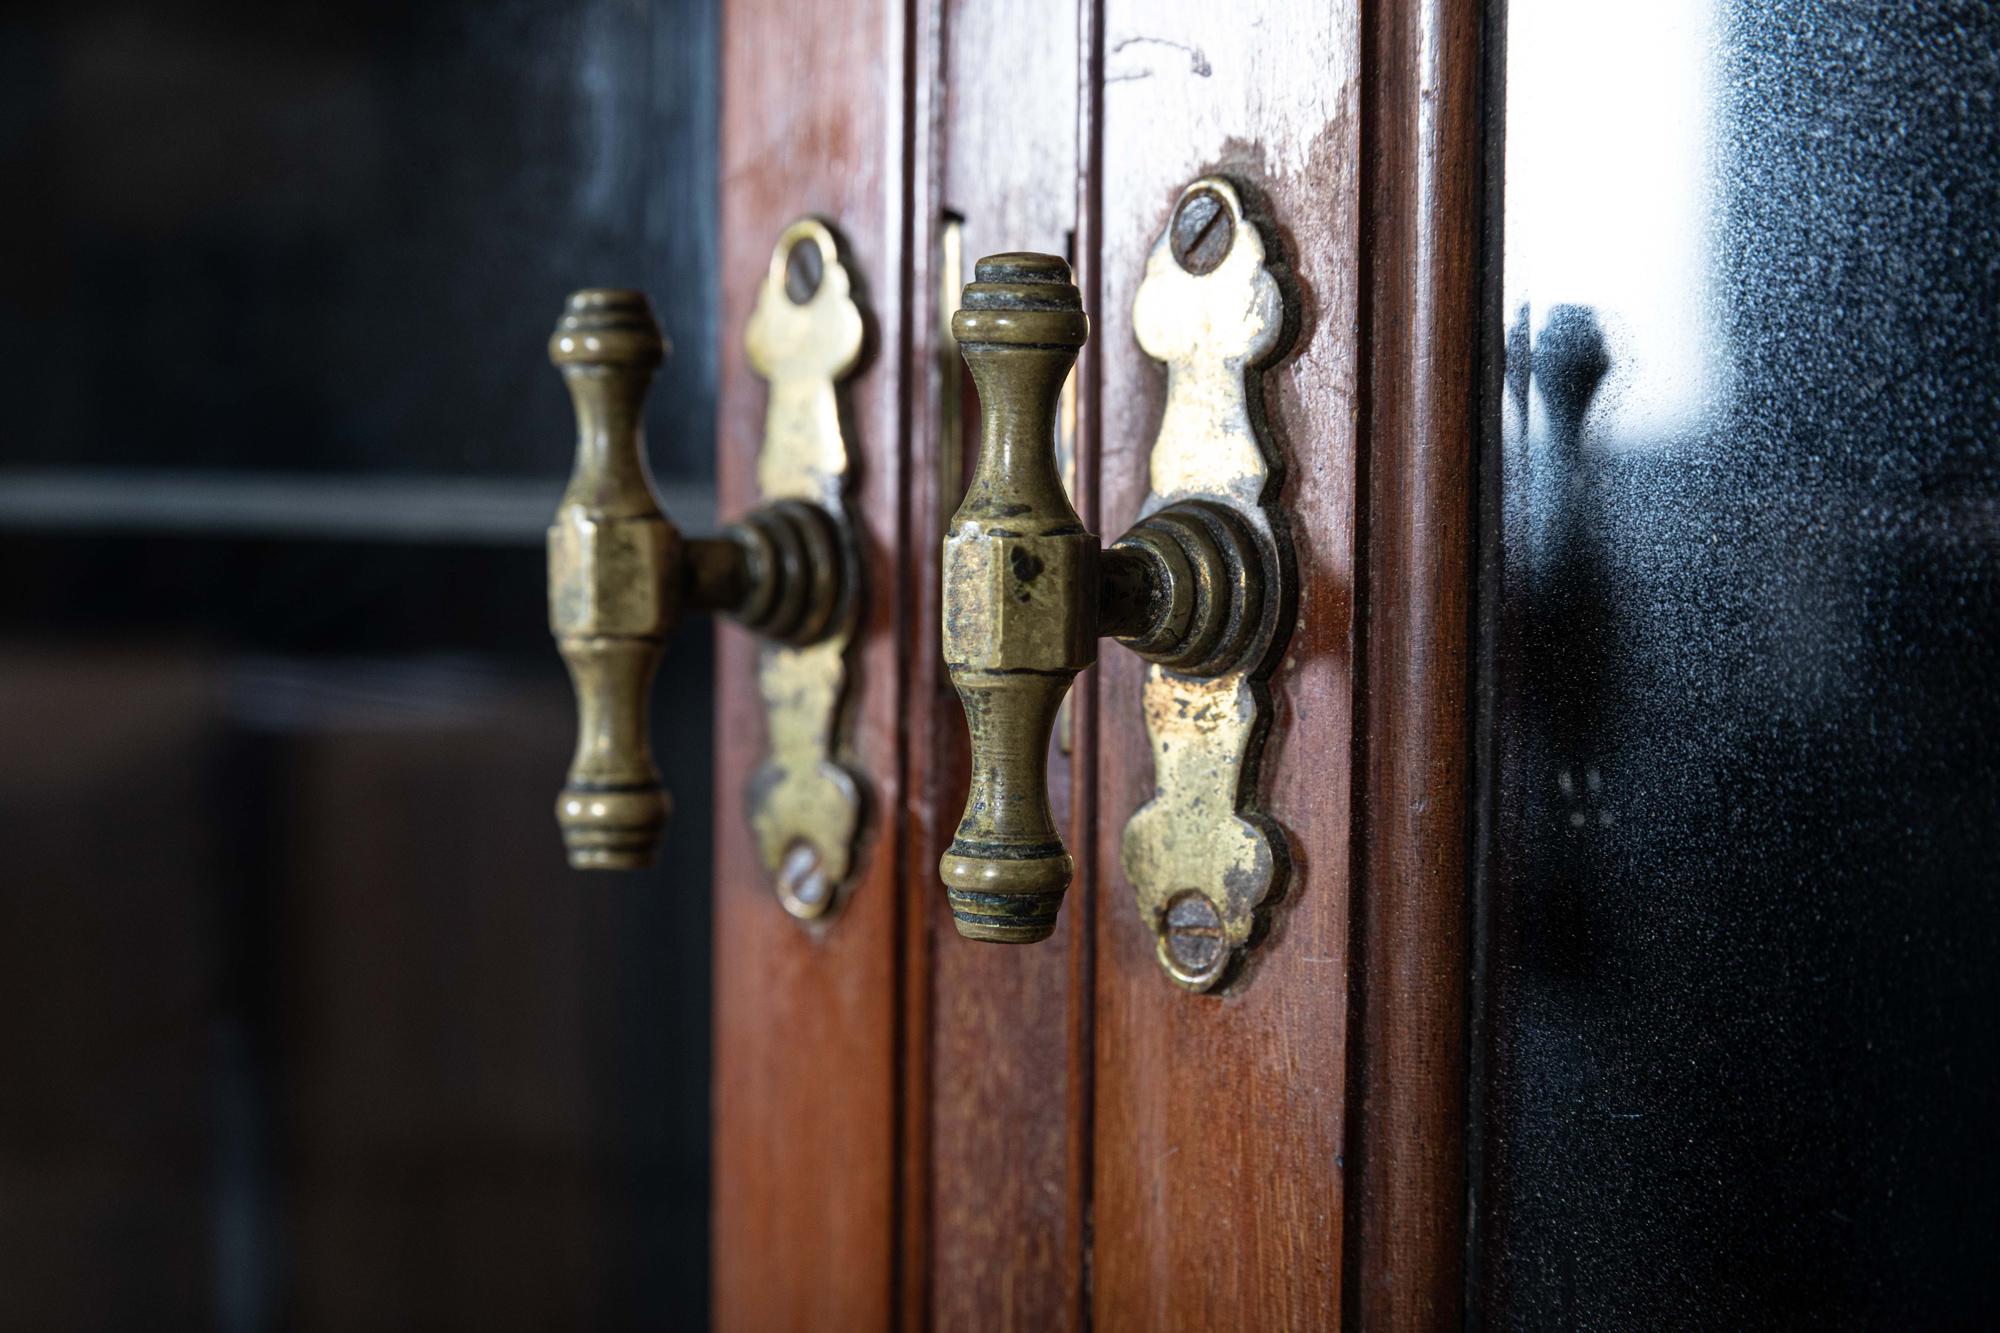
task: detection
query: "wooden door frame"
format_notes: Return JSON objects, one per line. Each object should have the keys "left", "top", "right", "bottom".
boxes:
{"left": 710, "top": 0, "right": 1489, "bottom": 1326}
{"left": 1350, "top": 0, "right": 1489, "bottom": 1324}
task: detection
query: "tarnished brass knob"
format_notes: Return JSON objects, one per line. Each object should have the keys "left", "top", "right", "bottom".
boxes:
{"left": 548, "top": 288, "right": 846, "bottom": 870}
{"left": 940, "top": 255, "right": 1264, "bottom": 942}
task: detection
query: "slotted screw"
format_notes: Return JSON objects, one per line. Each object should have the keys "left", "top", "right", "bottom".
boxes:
{"left": 1169, "top": 188, "right": 1234, "bottom": 276}
{"left": 1162, "top": 890, "right": 1226, "bottom": 978}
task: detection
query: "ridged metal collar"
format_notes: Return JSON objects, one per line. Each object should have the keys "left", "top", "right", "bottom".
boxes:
{"left": 953, "top": 252, "right": 1088, "bottom": 348}
{"left": 550, "top": 288, "right": 667, "bottom": 366}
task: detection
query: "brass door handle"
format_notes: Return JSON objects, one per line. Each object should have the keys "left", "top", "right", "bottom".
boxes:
{"left": 548, "top": 289, "right": 845, "bottom": 868}
{"left": 940, "top": 182, "right": 1294, "bottom": 987}
{"left": 548, "top": 225, "right": 864, "bottom": 912}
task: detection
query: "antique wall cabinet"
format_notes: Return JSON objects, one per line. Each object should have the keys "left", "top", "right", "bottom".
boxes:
{"left": 690, "top": 1, "right": 1998, "bottom": 1328}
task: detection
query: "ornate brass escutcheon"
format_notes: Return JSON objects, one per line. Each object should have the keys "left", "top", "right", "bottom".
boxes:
{"left": 547, "top": 219, "right": 865, "bottom": 921}
{"left": 1121, "top": 179, "right": 1291, "bottom": 990}
{"left": 938, "top": 178, "right": 1292, "bottom": 989}
{"left": 741, "top": 219, "right": 866, "bottom": 919}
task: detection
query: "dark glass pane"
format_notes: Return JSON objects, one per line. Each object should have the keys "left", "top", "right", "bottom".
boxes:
{"left": 1, "top": 0, "right": 717, "bottom": 478}
{"left": 1480, "top": 2, "right": 2000, "bottom": 1325}
{"left": 0, "top": 2, "right": 717, "bottom": 1325}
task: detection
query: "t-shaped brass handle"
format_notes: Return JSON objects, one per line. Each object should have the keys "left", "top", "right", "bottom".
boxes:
{"left": 941, "top": 254, "right": 1265, "bottom": 941}
{"left": 548, "top": 288, "right": 844, "bottom": 869}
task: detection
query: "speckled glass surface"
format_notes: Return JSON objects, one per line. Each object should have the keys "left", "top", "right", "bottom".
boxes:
{"left": 1481, "top": 1, "right": 2000, "bottom": 1324}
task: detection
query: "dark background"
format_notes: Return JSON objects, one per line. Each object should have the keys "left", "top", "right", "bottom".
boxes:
{"left": 0, "top": 1, "right": 719, "bottom": 1326}
{"left": 1480, "top": 0, "right": 2000, "bottom": 1326}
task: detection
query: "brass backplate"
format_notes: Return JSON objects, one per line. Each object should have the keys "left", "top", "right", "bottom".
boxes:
{"left": 741, "top": 219, "right": 866, "bottom": 921}
{"left": 1120, "top": 178, "right": 1292, "bottom": 991}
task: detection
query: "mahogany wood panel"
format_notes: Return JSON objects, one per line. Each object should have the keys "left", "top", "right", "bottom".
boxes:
{"left": 711, "top": 2, "right": 912, "bottom": 1327}
{"left": 714, "top": 0, "right": 1483, "bottom": 1324}
{"left": 910, "top": 2, "right": 1093, "bottom": 1329}
{"left": 900, "top": 10, "right": 943, "bottom": 1323}
{"left": 1088, "top": 4, "right": 1362, "bottom": 1328}
{"left": 1350, "top": 1, "right": 1484, "bottom": 1326}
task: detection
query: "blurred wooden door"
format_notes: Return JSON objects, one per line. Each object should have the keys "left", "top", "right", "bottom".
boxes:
{"left": 712, "top": 1, "right": 1480, "bottom": 1328}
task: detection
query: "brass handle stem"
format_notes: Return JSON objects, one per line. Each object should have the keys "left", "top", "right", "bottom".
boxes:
{"left": 939, "top": 254, "right": 1265, "bottom": 941}
{"left": 548, "top": 290, "right": 675, "bottom": 870}
{"left": 548, "top": 289, "right": 846, "bottom": 871}
{"left": 939, "top": 255, "right": 1093, "bottom": 941}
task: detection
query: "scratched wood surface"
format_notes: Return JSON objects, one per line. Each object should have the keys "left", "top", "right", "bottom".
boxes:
{"left": 1087, "top": 3, "right": 1363, "bottom": 1328}
{"left": 710, "top": 1, "right": 912, "bottom": 1327}
{"left": 912, "top": 2, "right": 1095, "bottom": 1329}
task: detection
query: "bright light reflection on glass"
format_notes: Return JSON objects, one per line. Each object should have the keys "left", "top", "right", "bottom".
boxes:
{"left": 1506, "top": 0, "right": 1721, "bottom": 447}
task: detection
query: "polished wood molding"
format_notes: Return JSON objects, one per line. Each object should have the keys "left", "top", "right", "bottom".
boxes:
{"left": 1349, "top": 0, "right": 1488, "bottom": 1325}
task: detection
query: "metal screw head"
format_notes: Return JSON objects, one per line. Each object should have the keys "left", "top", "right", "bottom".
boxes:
{"left": 1162, "top": 889, "right": 1227, "bottom": 981}
{"left": 784, "top": 238, "right": 824, "bottom": 304}
{"left": 1169, "top": 188, "right": 1235, "bottom": 276}
{"left": 778, "top": 837, "right": 831, "bottom": 918}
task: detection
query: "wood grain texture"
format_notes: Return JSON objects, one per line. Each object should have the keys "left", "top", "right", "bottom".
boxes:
{"left": 711, "top": 1, "right": 911, "bottom": 1327}
{"left": 913, "top": 3, "right": 1093, "bottom": 1327}
{"left": 1088, "top": 4, "right": 1362, "bottom": 1329}
{"left": 714, "top": 1, "right": 1484, "bottom": 1324}
{"left": 1349, "top": 0, "right": 1484, "bottom": 1325}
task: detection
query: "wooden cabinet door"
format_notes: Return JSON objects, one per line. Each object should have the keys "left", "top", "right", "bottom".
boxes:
{"left": 712, "top": 3, "right": 2000, "bottom": 1328}
{"left": 712, "top": 1, "right": 1480, "bottom": 1328}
